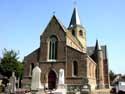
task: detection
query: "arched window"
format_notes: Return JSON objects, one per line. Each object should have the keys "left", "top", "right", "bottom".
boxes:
{"left": 72, "top": 30, "right": 75, "bottom": 36}
{"left": 73, "top": 61, "right": 78, "bottom": 76}
{"left": 49, "top": 36, "right": 58, "bottom": 60}
{"left": 79, "top": 30, "right": 83, "bottom": 36}
{"left": 29, "top": 63, "right": 34, "bottom": 76}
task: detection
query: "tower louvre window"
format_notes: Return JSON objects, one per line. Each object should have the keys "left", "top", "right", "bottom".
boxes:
{"left": 79, "top": 30, "right": 83, "bottom": 36}
{"left": 72, "top": 30, "right": 75, "bottom": 36}
{"left": 49, "top": 36, "right": 58, "bottom": 60}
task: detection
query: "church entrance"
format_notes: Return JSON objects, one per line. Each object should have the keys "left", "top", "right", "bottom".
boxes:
{"left": 48, "top": 70, "right": 57, "bottom": 90}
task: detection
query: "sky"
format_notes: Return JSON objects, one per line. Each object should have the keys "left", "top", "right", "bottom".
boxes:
{"left": 0, "top": 0, "right": 125, "bottom": 74}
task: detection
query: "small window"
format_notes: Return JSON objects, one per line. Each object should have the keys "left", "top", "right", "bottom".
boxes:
{"left": 73, "top": 61, "right": 78, "bottom": 76}
{"left": 79, "top": 30, "right": 83, "bottom": 36}
{"left": 30, "top": 63, "right": 34, "bottom": 75}
{"left": 72, "top": 30, "right": 75, "bottom": 36}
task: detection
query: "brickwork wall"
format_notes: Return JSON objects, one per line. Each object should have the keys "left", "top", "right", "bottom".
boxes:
{"left": 103, "top": 59, "right": 110, "bottom": 88}
{"left": 86, "top": 56, "right": 96, "bottom": 79}
{"left": 23, "top": 48, "right": 39, "bottom": 77}
{"left": 39, "top": 62, "right": 65, "bottom": 83}
{"left": 86, "top": 56, "right": 96, "bottom": 90}
{"left": 66, "top": 46, "right": 87, "bottom": 84}
{"left": 66, "top": 78, "right": 82, "bottom": 84}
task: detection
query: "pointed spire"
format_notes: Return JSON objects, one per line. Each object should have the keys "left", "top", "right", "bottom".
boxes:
{"left": 69, "top": 6, "right": 81, "bottom": 28}
{"left": 95, "top": 39, "right": 102, "bottom": 50}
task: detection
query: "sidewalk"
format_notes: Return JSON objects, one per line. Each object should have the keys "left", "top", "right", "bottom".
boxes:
{"left": 92, "top": 89, "right": 110, "bottom": 94}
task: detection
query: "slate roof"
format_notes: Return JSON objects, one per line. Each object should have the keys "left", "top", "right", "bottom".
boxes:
{"left": 87, "top": 45, "right": 107, "bottom": 59}
{"left": 69, "top": 7, "right": 81, "bottom": 28}
{"left": 24, "top": 48, "right": 40, "bottom": 62}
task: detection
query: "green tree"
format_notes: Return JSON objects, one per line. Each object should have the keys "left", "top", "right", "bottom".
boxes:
{"left": 109, "top": 70, "right": 116, "bottom": 85}
{"left": 0, "top": 48, "right": 23, "bottom": 78}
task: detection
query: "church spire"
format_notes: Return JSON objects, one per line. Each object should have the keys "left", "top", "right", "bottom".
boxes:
{"left": 95, "top": 39, "right": 102, "bottom": 51}
{"left": 95, "top": 39, "right": 105, "bottom": 88}
{"left": 69, "top": 6, "right": 81, "bottom": 28}
{"left": 68, "top": 5, "right": 87, "bottom": 53}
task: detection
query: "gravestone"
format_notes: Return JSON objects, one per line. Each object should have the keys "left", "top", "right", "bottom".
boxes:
{"left": 4, "top": 83, "right": 11, "bottom": 94}
{"left": 54, "top": 69, "right": 66, "bottom": 94}
{"left": 58, "top": 69, "right": 64, "bottom": 85}
{"left": 31, "top": 65, "right": 44, "bottom": 90}
{"left": 9, "top": 72, "right": 16, "bottom": 94}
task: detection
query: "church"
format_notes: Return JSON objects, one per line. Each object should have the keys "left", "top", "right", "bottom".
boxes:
{"left": 22, "top": 6, "right": 110, "bottom": 92}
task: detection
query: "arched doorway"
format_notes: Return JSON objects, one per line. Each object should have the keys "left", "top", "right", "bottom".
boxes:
{"left": 48, "top": 70, "right": 57, "bottom": 90}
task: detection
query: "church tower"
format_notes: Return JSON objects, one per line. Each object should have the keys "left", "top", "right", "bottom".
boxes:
{"left": 68, "top": 7, "right": 87, "bottom": 52}
{"left": 95, "top": 40, "right": 105, "bottom": 89}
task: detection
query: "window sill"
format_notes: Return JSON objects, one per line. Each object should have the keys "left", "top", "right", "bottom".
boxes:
{"left": 47, "top": 59, "right": 57, "bottom": 62}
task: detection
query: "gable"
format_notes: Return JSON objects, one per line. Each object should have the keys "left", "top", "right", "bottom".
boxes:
{"left": 40, "top": 16, "right": 66, "bottom": 42}
{"left": 39, "top": 16, "right": 67, "bottom": 61}
{"left": 24, "top": 48, "right": 40, "bottom": 63}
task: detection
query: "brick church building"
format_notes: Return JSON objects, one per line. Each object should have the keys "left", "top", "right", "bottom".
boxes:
{"left": 22, "top": 7, "right": 110, "bottom": 91}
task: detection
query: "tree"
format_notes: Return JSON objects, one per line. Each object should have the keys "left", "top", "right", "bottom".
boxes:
{"left": 109, "top": 70, "right": 116, "bottom": 85}
{"left": 0, "top": 48, "right": 23, "bottom": 78}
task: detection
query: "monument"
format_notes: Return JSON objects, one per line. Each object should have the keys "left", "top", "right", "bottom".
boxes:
{"left": 53, "top": 69, "right": 66, "bottom": 94}
{"left": 58, "top": 69, "right": 64, "bottom": 85}
{"left": 9, "top": 72, "right": 16, "bottom": 94}
{"left": 31, "top": 65, "right": 44, "bottom": 91}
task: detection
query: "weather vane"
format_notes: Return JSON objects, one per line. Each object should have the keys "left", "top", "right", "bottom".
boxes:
{"left": 53, "top": 11, "right": 56, "bottom": 16}
{"left": 74, "top": 0, "right": 77, "bottom": 7}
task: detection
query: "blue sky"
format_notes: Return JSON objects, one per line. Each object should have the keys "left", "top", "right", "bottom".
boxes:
{"left": 0, "top": 0, "right": 125, "bottom": 74}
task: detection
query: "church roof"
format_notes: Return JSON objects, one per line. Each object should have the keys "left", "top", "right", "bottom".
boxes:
{"left": 40, "top": 15, "right": 68, "bottom": 36}
{"left": 69, "top": 7, "right": 81, "bottom": 28}
{"left": 95, "top": 40, "right": 102, "bottom": 50}
{"left": 24, "top": 48, "right": 40, "bottom": 62}
{"left": 66, "top": 31, "right": 83, "bottom": 51}
{"left": 87, "top": 45, "right": 107, "bottom": 59}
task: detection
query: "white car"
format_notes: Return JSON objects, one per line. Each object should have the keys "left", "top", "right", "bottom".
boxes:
{"left": 115, "top": 81, "right": 125, "bottom": 94}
